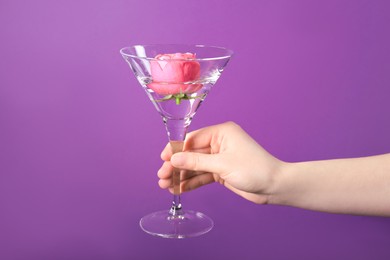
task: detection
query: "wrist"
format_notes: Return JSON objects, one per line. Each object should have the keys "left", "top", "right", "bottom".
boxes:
{"left": 267, "top": 161, "right": 296, "bottom": 206}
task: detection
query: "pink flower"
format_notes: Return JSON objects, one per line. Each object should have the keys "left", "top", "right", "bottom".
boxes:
{"left": 148, "top": 53, "right": 202, "bottom": 95}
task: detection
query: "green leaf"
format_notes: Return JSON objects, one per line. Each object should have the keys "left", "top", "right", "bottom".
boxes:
{"left": 155, "top": 93, "right": 207, "bottom": 105}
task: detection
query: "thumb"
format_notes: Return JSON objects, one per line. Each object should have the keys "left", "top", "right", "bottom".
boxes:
{"left": 171, "top": 152, "right": 227, "bottom": 174}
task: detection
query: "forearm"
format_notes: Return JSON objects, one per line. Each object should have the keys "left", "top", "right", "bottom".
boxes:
{"left": 270, "top": 154, "right": 390, "bottom": 216}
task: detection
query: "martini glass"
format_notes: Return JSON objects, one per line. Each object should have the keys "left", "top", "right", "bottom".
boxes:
{"left": 120, "top": 44, "right": 232, "bottom": 238}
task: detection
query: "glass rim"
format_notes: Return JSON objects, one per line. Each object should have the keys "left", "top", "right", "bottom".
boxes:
{"left": 119, "top": 44, "right": 233, "bottom": 61}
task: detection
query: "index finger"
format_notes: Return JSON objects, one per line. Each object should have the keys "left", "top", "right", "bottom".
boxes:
{"left": 161, "top": 143, "right": 173, "bottom": 161}
{"left": 161, "top": 123, "right": 228, "bottom": 161}
{"left": 184, "top": 123, "right": 226, "bottom": 152}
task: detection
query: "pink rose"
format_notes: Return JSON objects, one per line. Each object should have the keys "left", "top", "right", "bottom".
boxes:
{"left": 148, "top": 53, "right": 202, "bottom": 95}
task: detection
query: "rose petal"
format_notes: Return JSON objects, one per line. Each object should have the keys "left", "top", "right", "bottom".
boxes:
{"left": 149, "top": 53, "right": 201, "bottom": 95}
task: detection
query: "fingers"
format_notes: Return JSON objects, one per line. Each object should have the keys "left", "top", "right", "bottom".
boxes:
{"left": 158, "top": 171, "right": 215, "bottom": 192}
{"left": 161, "top": 143, "right": 211, "bottom": 161}
{"left": 161, "top": 143, "right": 172, "bottom": 161}
{"left": 158, "top": 178, "right": 172, "bottom": 189}
{"left": 183, "top": 121, "right": 242, "bottom": 152}
{"left": 159, "top": 122, "right": 239, "bottom": 192}
{"left": 183, "top": 123, "right": 225, "bottom": 152}
{"left": 161, "top": 122, "right": 232, "bottom": 161}
{"left": 171, "top": 152, "right": 228, "bottom": 175}
{"left": 181, "top": 173, "right": 215, "bottom": 192}
{"left": 157, "top": 161, "right": 173, "bottom": 179}
{"left": 157, "top": 160, "right": 215, "bottom": 192}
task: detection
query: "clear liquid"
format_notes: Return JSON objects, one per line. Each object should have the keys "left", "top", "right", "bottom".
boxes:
{"left": 138, "top": 77, "right": 216, "bottom": 121}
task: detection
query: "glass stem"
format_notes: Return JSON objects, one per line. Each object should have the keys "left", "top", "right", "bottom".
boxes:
{"left": 169, "top": 141, "right": 184, "bottom": 216}
{"left": 163, "top": 118, "right": 190, "bottom": 216}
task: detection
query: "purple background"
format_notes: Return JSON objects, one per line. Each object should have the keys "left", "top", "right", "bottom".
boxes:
{"left": 1, "top": 0, "right": 390, "bottom": 259}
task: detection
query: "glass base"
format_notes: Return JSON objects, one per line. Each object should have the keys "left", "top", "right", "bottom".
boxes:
{"left": 139, "top": 209, "right": 213, "bottom": 239}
